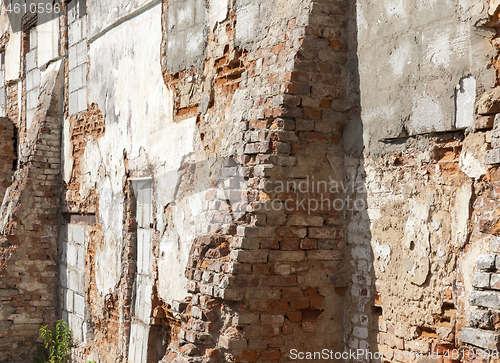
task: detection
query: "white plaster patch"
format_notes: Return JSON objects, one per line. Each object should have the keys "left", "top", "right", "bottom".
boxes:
{"left": 209, "top": 0, "right": 229, "bottom": 30}
{"left": 372, "top": 239, "right": 391, "bottom": 272}
{"left": 235, "top": 4, "right": 259, "bottom": 45}
{"left": 455, "top": 76, "right": 476, "bottom": 129}
{"left": 385, "top": 0, "right": 406, "bottom": 19}
{"left": 460, "top": 149, "right": 487, "bottom": 180}
{"left": 409, "top": 94, "right": 444, "bottom": 134}
{"left": 186, "top": 29, "right": 204, "bottom": 54}
{"left": 80, "top": 139, "right": 102, "bottom": 197}
{"left": 423, "top": 23, "right": 469, "bottom": 69}
{"left": 388, "top": 41, "right": 411, "bottom": 77}
{"left": 3, "top": 2, "right": 21, "bottom": 81}
{"left": 451, "top": 182, "right": 472, "bottom": 249}
{"left": 425, "top": 32, "right": 451, "bottom": 68}
{"left": 356, "top": 2, "right": 368, "bottom": 33}
{"left": 37, "top": 11, "right": 60, "bottom": 68}
{"left": 404, "top": 199, "right": 431, "bottom": 286}
{"left": 460, "top": 133, "right": 487, "bottom": 180}
{"left": 94, "top": 230, "right": 121, "bottom": 294}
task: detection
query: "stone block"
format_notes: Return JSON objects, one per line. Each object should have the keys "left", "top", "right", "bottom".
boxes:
{"left": 68, "top": 313, "right": 84, "bottom": 343}
{"left": 137, "top": 229, "right": 152, "bottom": 275}
{"left": 308, "top": 227, "right": 342, "bottom": 239}
{"left": 27, "top": 89, "right": 38, "bottom": 111}
{"left": 67, "top": 243, "right": 78, "bottom": 267}
{"left": 473, "top": 272, "right": 491, "bottom": 289}
{"left": 68, "top": 269, "right": 84, "bottom": 293}
{"left": 69, "top": 69, "right": 81, "bottom": 93}
{"left": 404, "top": 339, "right": 430, "bottom": 353}
{"left": 493, "top": 237, "right": 500, "bottom": 253}
{"left": 76, "top": 41, "right": 87, "bottom": 67}
{"left": 63, "top": 289, "right": 73, "bottom": 312}
{"left": 470, "top": 290, "right": 500, "bottom": 309}
{"left": 72, "top": 225, "right": 84, "bottom": 245}
{"left": 307, "top": 250, "right": 343, "bottom": 260}
{"left": 491, "top": 274, "right": 500, "bottom": 290}
{"left": 29, "top": 27, "right": 36, "bottom": 50}
{"left": 235, "top": 4, "right": 259, "bottom": 45}
{"left": 485, "top": 149, "right": 500, "bottom": 165}
{"left": 171, "top": 300, "right": 188, "bottom": 313}
{"left": 60, "top": 265, "right": 68, "bottom": 288}
{"left": 67, "top": 0, "right": 78, "bottom": 24}
{"left": 477, "top": 254, "right": 496, "bottom": 271}
{"left": 26, "top": 71, "right": 33, "bottom": 91}
{"left": 33, "top": 68, "right": 40, "bottom": 87}
{"left": 69, "top": 19, "right": 82, "bottom": 46}
{"left": 73, "top": 293, "right": 85, "bottom": 317}
{"left": 26, "top": 50, "right": 36, "bottom": 71}
{"left": 69, "top": 91, "right": 78, "bottom": 115}
{"left": 220, "top": 336, "right": 247, "bottom": 350}
{"left": 461, "top": 327, "right": 500, "bottom": 350}
{"left": 492, "top": 114, "right": 500, "bottom": 149}
{"left": 231, "top": 237, "right": 260, "bottom": 250}
{"left": 476, "top": 115, "right": 495, "bottom": 130}
{"left": 77, "top": 88, "right": 87, "bottom": 113}
{"left": 477, "top": 87, "right": 500, "bottom": 115}
{"left": 77, "top": 246, "right": 85, "bottom": 269}
{"left": 470, "top": 309, "right": 491, "bottom": 329}
{"left": 69, "top": 45, "right": 77, "bottom": 70}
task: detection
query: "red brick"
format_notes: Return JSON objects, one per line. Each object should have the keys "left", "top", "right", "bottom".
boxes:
{"left": 286, "top": 311, "right": 302, "bottom": 323}
{"left": 303, "top": 108, "right": 322, "bottom": 119}
{"left": 290, "top": 299, "right": 309, "bottom": 309}
{"left": 285, "top": 83, "right": 310, "bottom": 95}
{"left": 261, "top": 349, "right": 281, "bottom": 361}
{"left": 280, "top": 239, "right": 300, "bottom": 250}
{"left": 269, "top": 301, "right": 289, "bottom": 311}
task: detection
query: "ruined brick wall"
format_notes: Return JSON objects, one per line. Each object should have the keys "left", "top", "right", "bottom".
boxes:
{"left": 346, "top": 0, "right": 500, "bottom": 361}
{"left": 6, "top": 0, "right": 500, "bottom": 362}
{"left": 0, "top": 60, "right": 64, "bottom": 362}
{"left": 0, "top": 117, "right": 15, "bottom": 201}
{"left": 50, "top": 0, "right": 356, "bottom": 361}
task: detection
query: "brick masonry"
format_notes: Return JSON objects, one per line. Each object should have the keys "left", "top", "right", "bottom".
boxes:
{"left": 1, "top": 0, "right": 500, "bottom": 362}
{"left": 0, "top": 59, "right": 64, "bottom": 361}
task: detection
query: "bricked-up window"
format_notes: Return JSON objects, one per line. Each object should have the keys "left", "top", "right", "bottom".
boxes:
{"left": 25, "top": 25, "right": 39, "bottom": 131}
{"left": 129, "top": 177, "right": 155, "bottom": 359}
{"left": 21, "top": 28, "right": 30, "bottom": 57}
{"left": 66, "top": 0, "right": 86, "bottom": 18}
{"left": 21, "top": 9, "right": 37, "bottom": 58}
{"left": 0, "top": 51, "right": 6, "bottom": 117}
{"left": 79, "top": 0, "right": 86, "bottom": 16}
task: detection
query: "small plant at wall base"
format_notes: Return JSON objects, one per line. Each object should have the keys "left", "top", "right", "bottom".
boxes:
{"left": 34, "top": 320, "right": 72, "bottom": 363}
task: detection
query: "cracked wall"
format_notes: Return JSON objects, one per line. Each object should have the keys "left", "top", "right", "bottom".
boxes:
{"left": 348, "top": 0, "right": 500, "bottom": 361}
{"left": 3, "top": 0, "right": 500, "bottom": 362}
{"left": 54, "top": 0, "right": 353, "bottom": 362}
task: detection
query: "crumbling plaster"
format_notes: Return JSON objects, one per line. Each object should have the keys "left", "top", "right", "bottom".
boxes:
{"left": 357, "top": 0, "right": 495, "bottom": 151}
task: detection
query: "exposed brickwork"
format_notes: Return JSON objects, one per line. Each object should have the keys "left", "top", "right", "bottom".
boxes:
{"left": 0, "top": 117, "right": 15, "bottom": 201}
{"left": 153, "top": 0, "right": 351, "bottom": 362}
{"left": 0, "top": 61, "right": 64, "bottom": 362}
{"left": 64, "top": 103, "right": 105, "bottom": 214}
{"left": 2, "top": 0, "right": 497, "bottom": 362}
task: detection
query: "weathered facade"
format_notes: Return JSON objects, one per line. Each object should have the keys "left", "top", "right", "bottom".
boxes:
{"left": 1, "top": 0, "right": 500, "bottom": 362}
